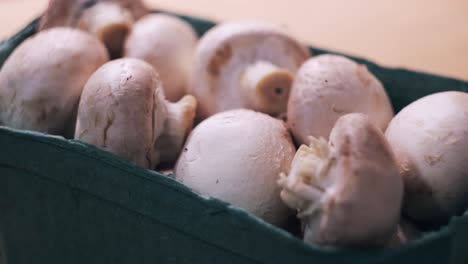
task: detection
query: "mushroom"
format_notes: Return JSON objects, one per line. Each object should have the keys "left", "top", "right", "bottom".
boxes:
{"left": 174, "top": 109, "right": 296, "bottom": 226}
{"left": 385, "top": 91, "right": 468, "bottom": 225}
{"left": 190, "top": 20, "right": 311, "bottom": 120}
{"left": 40, "top": 0, "right": 148, "bottom": 58}
{"left": 74, "top": 58, "right": 197, "bottom": 169}
{"left": 125, "top": 14, "right": 198, "bottom": 102}
{"left": 0, "top": 28, "right": 108, "bottom": 136}
{"left": 287, "top": 54, "right": 394, "bottom": 145}
{"left": 278, "top": 113, "right": 403, "bottom": 247}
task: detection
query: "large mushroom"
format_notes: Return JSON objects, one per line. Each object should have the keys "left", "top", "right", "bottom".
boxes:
{"left": 175, "top": 109, "right": 296, "bottom": 226}
{"left": 125, "top": 14, "right": 198, "bottom": 102}
{"left": 385, "top": 91, "right": 468, "bottom": 225}
{"left": 40, "top": 0, "right": 148, "bottom": 58}
{"left": 0, "top": 28, "right": 108, "bottom": 136}
{"left": 287, "top": 54, "right": 394, "bottom": 145}
{"left": 75, "top": 58, "right": 197, "bottom": 169}
{"left": 278, "top": 113, "right": 403, "bottom": 247}
{"left": 190, "top": 20, "right": 311, "bottom": 120}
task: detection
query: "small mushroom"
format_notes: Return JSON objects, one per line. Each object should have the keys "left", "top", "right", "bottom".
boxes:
{"left": 278, "top": 113, "right": 403, "bottom": 247}
{"left": 385, "top": 91, "right": 468, "bottom": 225}
{"left": 175, "top": 109, "right": 296, "bottom": 226}
{"left": 287, "top": 54, "right": 394, "bottom": 145}
{"left": 0, "top": 28, "right": 108, "bottom": 136}
{"left": 75, "top": 58, "right": 197, "bottom": 169}
{"left": 40, "top": 0, "right": 148, "bottom": 58}
{"left": 125, "top": 14, "right": 198, "bottom": 102}
{"left": 190, "top": 20, "right": 311, "bottom": 120}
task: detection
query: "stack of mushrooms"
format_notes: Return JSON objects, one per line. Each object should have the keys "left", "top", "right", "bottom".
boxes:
{"left": 0, "top": 0, "right": 467, "bottom": 251}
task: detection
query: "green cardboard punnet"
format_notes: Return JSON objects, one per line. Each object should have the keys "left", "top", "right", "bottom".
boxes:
{"left": 1, "top": 12, "right": 468, "bottom": 264}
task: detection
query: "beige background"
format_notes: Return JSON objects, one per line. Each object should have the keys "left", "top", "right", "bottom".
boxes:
{"left": 0, "top": 0, "right": 467, "bottom": 80}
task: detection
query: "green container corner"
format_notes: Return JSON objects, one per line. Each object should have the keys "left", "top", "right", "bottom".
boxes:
{"left": 1, "top": 11, "right": 468, "bottom": 264}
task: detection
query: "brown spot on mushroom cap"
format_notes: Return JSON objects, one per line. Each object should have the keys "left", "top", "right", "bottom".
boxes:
{"left": 424, "top": 154, "right": 444, "bottom": 166}
{"left": 0, "top": 28, "right": 108, "bottom": 136}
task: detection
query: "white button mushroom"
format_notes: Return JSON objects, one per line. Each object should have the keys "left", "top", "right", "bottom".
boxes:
{"left": 175, "top": 109, "right": 296, "bottom": 226}
{"left": 40, "top": 0, "right": 148, "bottom": 28}
{"left": 190, "top": 20, "right": 311, "bottom": 120}
{"left": 387, "top": 218, "right": 422, "bottom": 248}
{"left": 278, "top": 113, "right": 403, "bottom": 247}
{"left": 77, "top": 2, "right": 134, "bottom": 59}
{"left": 124, "top": 14, "right": 198, "bottom": 102}
{"left": 40, "top": 0, "right": 148, "bottom": 58}
{"left": 385, "top": 91, "right": 468, "bottom": 225}
{"left": 74, "top": 58, "right": 197, "bottom": 169}
{"left": 287, "top": 54, "right": 394, "bottom": 145}
{"left": 0, "top": 28, "right": 108, "bottom": 136}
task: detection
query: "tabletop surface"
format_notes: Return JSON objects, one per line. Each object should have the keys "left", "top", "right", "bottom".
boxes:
{"left": 0, "top": 0, "right": 467, "bottom": 81}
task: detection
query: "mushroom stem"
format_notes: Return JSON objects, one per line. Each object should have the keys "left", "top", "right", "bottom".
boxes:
{"left": 155, "top": 95, "right": 197, "bottom": 165}
{"left": 78, "top": 2, "right": 134, "bottom": 59}
{"left": 278, "top": 137, "right": 331, "bottom": 214}
{"left": 240, "top": 61, "right": 293, "bottom": 116}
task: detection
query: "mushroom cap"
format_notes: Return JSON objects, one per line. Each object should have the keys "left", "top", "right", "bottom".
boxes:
{"left": 190, "top": 20, "right": 311, "bottom": 120}
{"left": 78, "top": 2, "right": 135, "bottom": 59}
{"left": 175, "top": 109, "right": 296, "bottom": 226}
{"left": 125, "top": 14, "right": 198, "bottom": 102}
{"left": 385, "top": 91, "right": 468, "bottom": 225}
{"left": 287, "top": 54, "right": 394, "bottom": 145}
{"left": 39, "top": 0, "right": 147, "bottom": 30}
{"left": 279, "top": 113, "right": 402, "bottom": 247}
{"left": 0, "top": 28, "right": 108, "bottom": 136}
{"left": 75, "top": 58, "right": 167, "bottom": 169}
